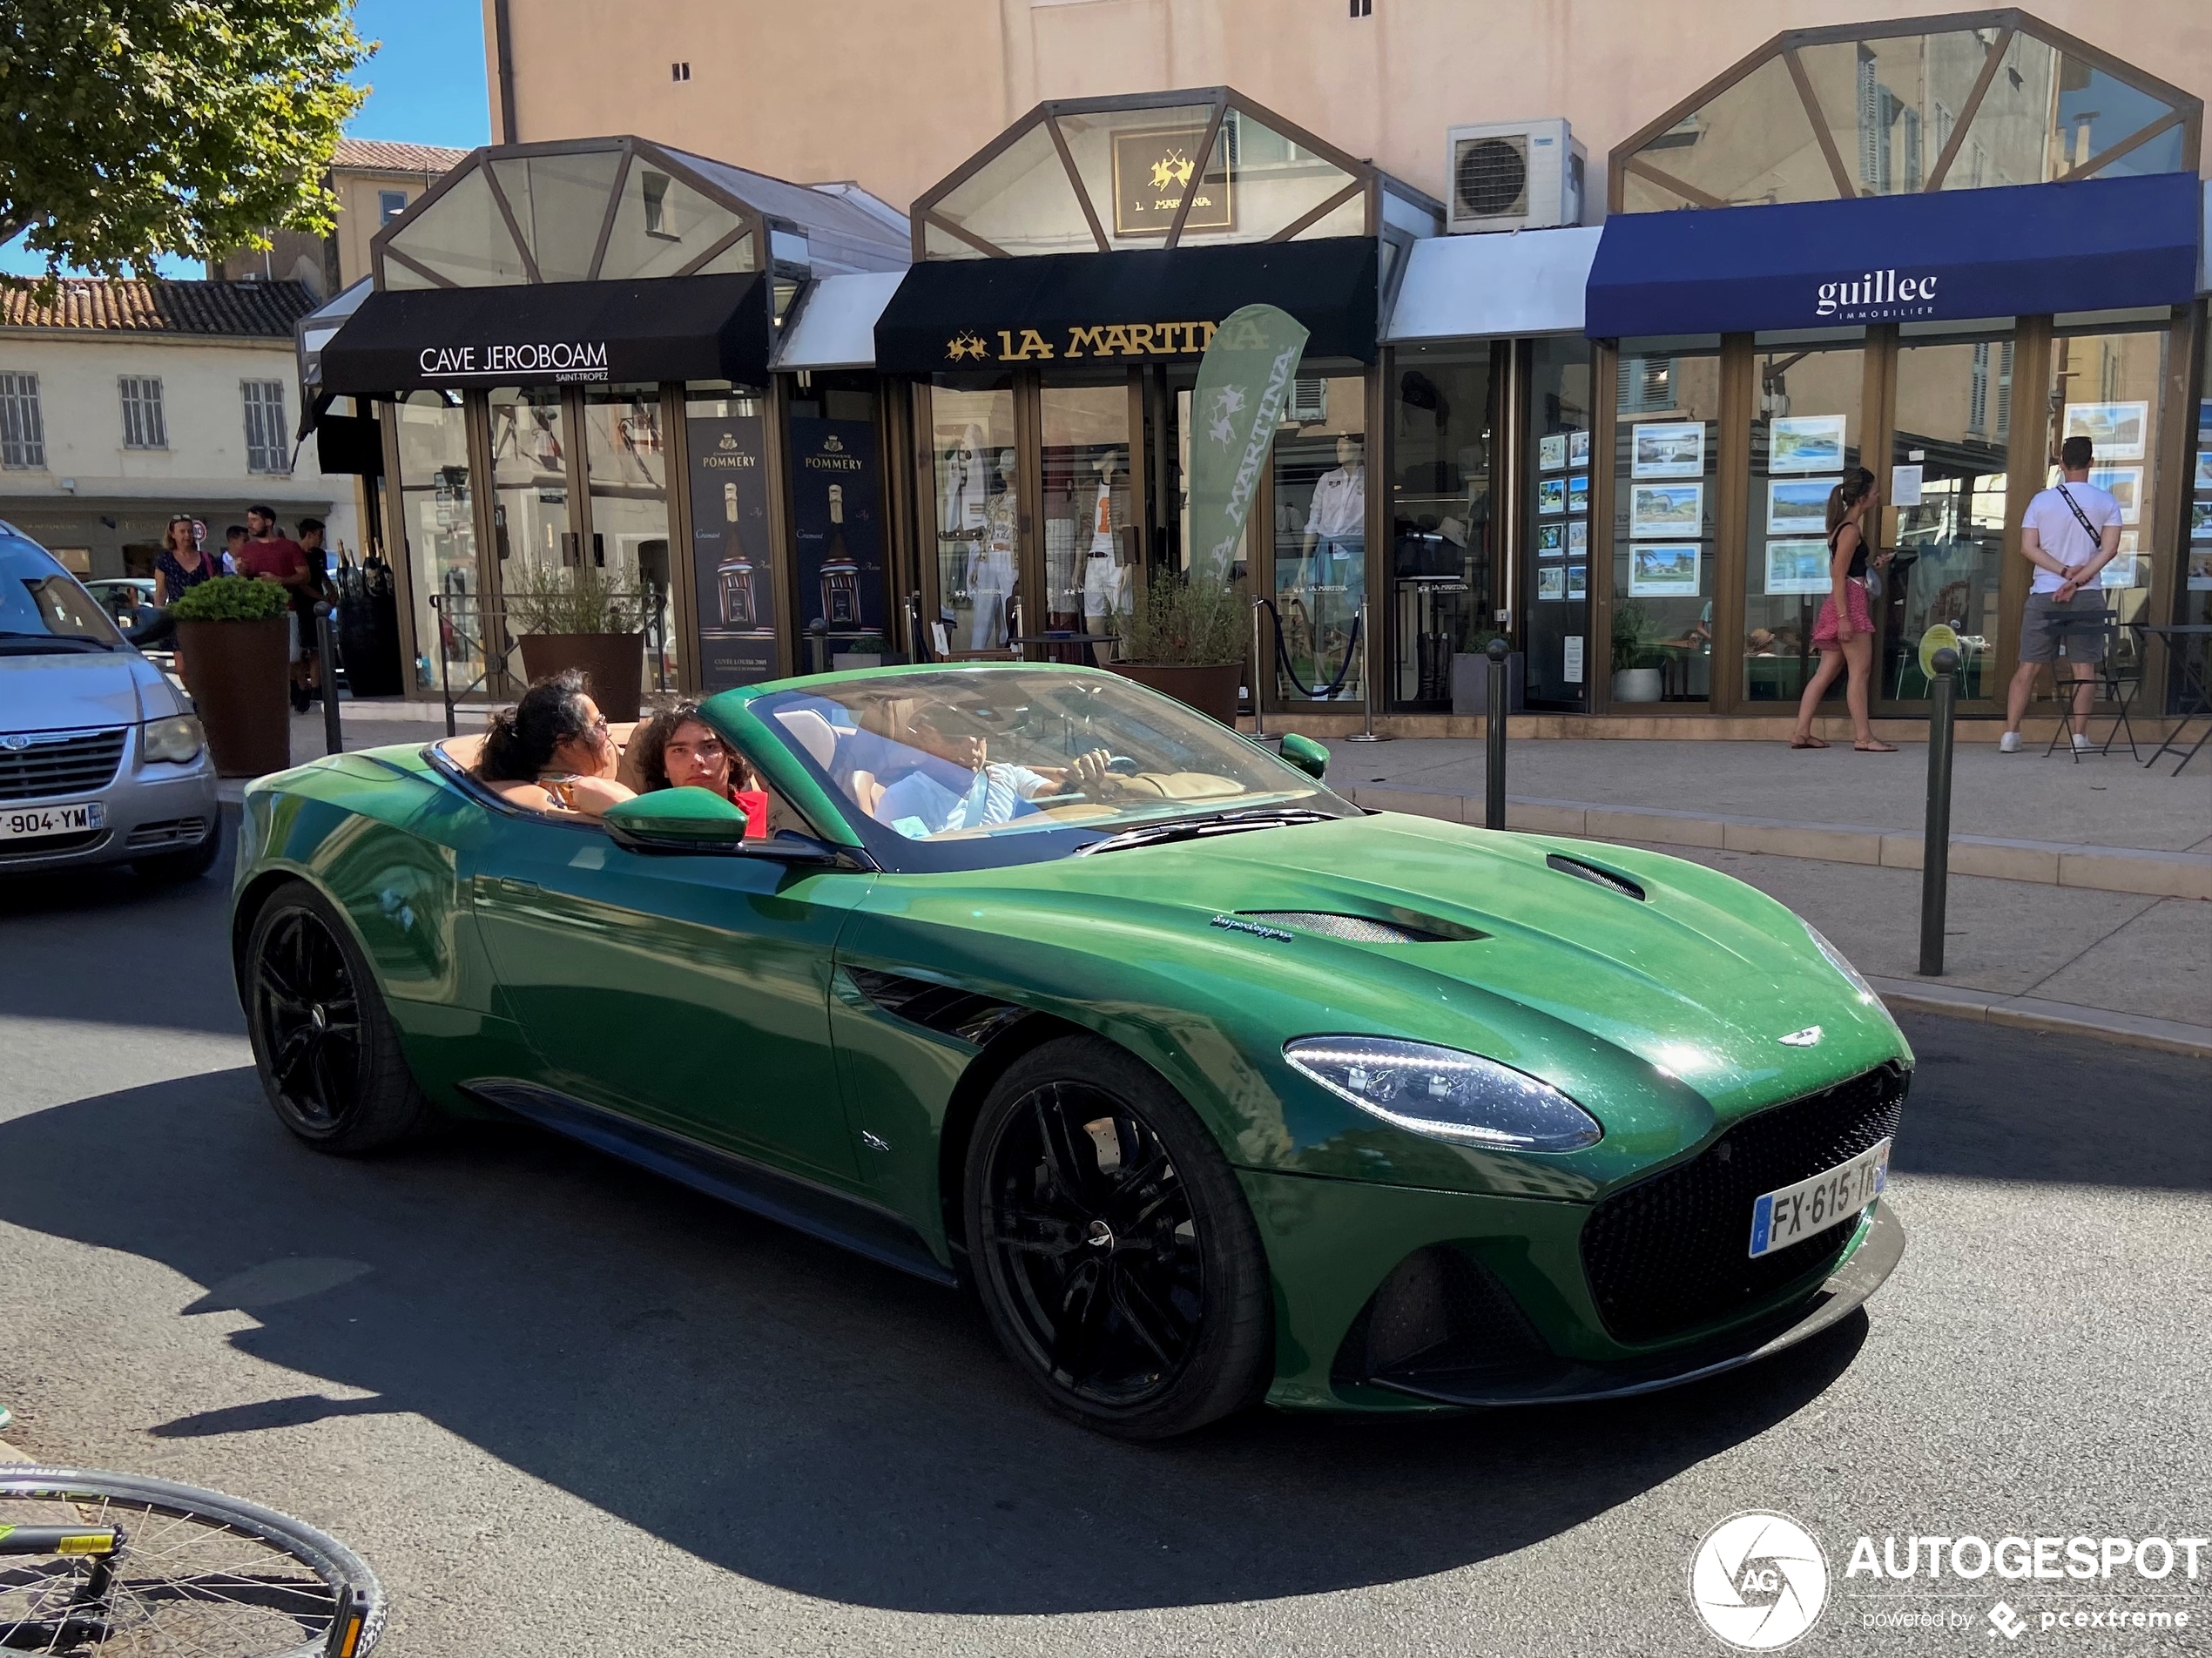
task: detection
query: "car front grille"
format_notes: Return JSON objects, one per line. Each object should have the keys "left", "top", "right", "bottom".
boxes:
{"left": 1580, "top": 1064, "right": 1909, "bottom": 1346}
{"left": 125, "top": 817, "right": 209, "bottom": 850}
{"left": 1332, "top": 1244, "right": 1553, "bottom": 1388}
{"left": 0, "top": 728, "right": 127, "bottom": 801}
{"left": 0, "top": 829, "right": 105, "bottom": 860}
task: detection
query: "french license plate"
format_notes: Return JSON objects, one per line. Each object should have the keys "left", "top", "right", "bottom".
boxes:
{"left": 0, "top": 801, "right": 104, "bottom": 844}
{"left": 1749, "top": 1137, "right": 1890, "bottom": 1258}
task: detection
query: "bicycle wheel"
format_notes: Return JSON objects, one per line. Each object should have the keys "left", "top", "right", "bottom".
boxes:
{"left": 0, "top": 1466, "right": 382, "bottom": 1657}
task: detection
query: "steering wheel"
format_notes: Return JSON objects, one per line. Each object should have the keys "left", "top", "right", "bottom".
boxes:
{"left": 1105, "top": 755, "right": 1141, "bottom": 775}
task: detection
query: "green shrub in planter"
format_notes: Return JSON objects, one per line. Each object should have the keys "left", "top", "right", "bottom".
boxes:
{"left": 168, "top": 575, "right": 291, "bottom": 623}
{"left": 1109, "top": 569, "right": 1245, "bottom": 666}
{"left": 505, "top": 562, "right": 639, "bottom": 635}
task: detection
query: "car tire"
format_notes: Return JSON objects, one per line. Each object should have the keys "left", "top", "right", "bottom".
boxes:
{"left": 244, "top": 879, "right": 439, "bottom": 1155}
{"left": 133, "top": 827, "right": 223, "bottom": 884}
{"left": 963, "top": 1035, "right": 1273, "bottom": 1439}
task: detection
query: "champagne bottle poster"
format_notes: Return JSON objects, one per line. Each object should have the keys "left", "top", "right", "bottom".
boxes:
{"left": 789, "top": 417, "right": 886, "bottom": 650}
{"left": 685, "top": 408, "right": 777, "bottom": 690}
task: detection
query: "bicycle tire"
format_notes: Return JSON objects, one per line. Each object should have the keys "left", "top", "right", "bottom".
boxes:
{"left": 0, "top": 1466, "right": 383, "bottom": 1657}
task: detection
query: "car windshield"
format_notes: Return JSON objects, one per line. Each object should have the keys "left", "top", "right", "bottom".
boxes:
{"left": 0, "top": 537, "right": 125, "bottom": 653}
{"left": 749, "top": 668, "right": 1356, "bottom": 871}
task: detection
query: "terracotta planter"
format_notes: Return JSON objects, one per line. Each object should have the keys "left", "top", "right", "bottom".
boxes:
{"left": 1105, "top": 661, "right": 1244, "bottom": 725}
{"left": 517, "top": 632, "right": 645, "bottom": 722}
{"left": 177, "top": 617, "right": 292, "bottom": 778}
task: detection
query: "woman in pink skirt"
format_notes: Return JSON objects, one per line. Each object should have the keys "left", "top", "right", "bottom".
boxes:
{"left": 1789, "top": 467, "right": 1894, "bottom": 751}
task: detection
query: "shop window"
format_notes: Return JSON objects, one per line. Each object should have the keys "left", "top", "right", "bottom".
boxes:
{"left": 1743, "top": 335, "right": 1865, "bottom": 706}
{"left": 2043, "top": 325, "right": 2168, "bottom": 670}
{"left": 385, "top": 166, "right": 536, "bottom": 287}
{"left": 927, "top": 380, "right": 1019, "bottom": 654}
{"left": 1388, "top": 345, "right": 1495, "bottom": 707}
{"left": 1884, "top": 326, "right": 2019, "bottom": 703}
{"left": 1039, "top": 380, "right": 1133, "bottom": 639}
{"left": 393, "top": 391, "right": 476, "bottom": 693}
{"left": 1271, "top": 372, "right": 1367, "bottom": 704}
{"left": 1524, "top": 338, "right": 1592, "bottom": 709}
{"left": 582, "top": 384, "right": 673, "bottom": 693}
{"left": 1611, "top": 341, "right": 1717, "bottom": 705}
{"left": 2181, "top": 323, "right": 2210, "bottom": 643}
{"left": 785, "top": 374, "right": 888, "bottom": 670}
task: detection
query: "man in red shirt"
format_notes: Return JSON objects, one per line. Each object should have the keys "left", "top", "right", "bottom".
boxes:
{"left": 238, "top": 505, "right": 320, "bottom": 710}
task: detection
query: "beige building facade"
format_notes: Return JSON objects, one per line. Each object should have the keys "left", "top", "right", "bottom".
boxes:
{"left": 210, "top": 138, "right": 470, "bottom": 300}
{"left": 482, "top": 0, "right": 2210, "bottom": 216}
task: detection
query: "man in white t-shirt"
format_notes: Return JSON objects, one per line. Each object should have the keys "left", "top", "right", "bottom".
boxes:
{"left": 2003, "top": 435, "right": 2121, "bottom": 752}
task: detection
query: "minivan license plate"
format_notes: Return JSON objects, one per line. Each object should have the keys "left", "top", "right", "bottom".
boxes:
{"left": 0, "top": 801, "right": 104, "bottom": 843}
{"left": 1748, "top": 1138, "right": 1890, "bottom": 1257}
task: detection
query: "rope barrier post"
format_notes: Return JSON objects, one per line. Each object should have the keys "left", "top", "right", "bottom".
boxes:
{"left": 317, "top": 601, "right": 342, "bottom": 756}
{"left": 1250, "top": 597, "right": 1268, "bottom": 744}
{"left": 1341, "top": 599, "right": 1393, "bottom": 744}
{"left": 1484, "top": 636, "right": 1508, "bottom": 830}
{"left": 1919, "top": 646, "right": 1960, "bottom": 976}
{"left": 809, "top": 618, "right": 829, "bottom": 677}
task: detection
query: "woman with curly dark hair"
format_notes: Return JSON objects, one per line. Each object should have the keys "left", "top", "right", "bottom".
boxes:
{"left": 478, "top": 670, "right": 637, "bottom": 815}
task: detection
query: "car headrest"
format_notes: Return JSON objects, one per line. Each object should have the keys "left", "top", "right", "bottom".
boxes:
{"left": 773, "top": 707, "right": 838, "bottom": 769}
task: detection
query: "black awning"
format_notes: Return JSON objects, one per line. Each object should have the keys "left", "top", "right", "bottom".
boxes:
{"left": 874, "top": 236, "right": 1379, "bottom": 374}
{"left": 318, "top": 273, "right": 772, "bottom": 396}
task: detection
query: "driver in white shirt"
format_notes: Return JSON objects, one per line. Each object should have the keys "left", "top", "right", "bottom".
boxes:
{"left": 873, "top": 705, "right": 1125, "bottom": 839}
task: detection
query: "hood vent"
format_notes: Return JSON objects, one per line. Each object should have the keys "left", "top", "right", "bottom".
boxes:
{"left": 1546, "top": 853, "right": 1646, "bottom": 901}
{"left": 1238, "top": 910, "right": 1487, "bottom": 945}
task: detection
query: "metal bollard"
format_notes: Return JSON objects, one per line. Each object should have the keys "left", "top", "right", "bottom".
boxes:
{"left": 1919, "top": 646, "right": 1959, "bottom": 976}
{"left": 809, "top": 618, "right": 829, "bottom": 677}
{"left": 1250, "top": 598, "right": 1269, "bottom": 744}
{"left": 316, "top": 602, "right": 342, "bottom": 757}
{"left": 1484, "top": 637, "right": 1508, "bottom": 830}
{"left": 1341, "top": 599, "right": 1393, "bottom": 743}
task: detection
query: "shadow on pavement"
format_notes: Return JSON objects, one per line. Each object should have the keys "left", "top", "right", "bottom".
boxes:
{"left": 0, "top": 809, "right": 242, "bottom": 1039}
{"left": 1886, "top": 1013, "right": 2209, "bottom": 1192}
{"left": 0, "top": 1065, "right": 1865, "bottom": 1615}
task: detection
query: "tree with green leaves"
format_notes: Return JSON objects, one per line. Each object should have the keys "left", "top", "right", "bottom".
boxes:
{"left": 0, "top": 0, "right": 371, "bottom": 283}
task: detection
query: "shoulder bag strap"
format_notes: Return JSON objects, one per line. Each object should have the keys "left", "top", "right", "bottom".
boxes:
{"left": 2054, "top": 483, "right": 2104, "bottom": 548}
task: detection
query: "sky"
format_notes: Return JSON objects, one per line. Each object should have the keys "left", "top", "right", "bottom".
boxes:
{"left": 0, "top": 0, "right": 492, "bottom": 280}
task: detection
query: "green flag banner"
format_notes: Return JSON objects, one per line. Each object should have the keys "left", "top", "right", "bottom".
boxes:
{"left": 1185, "top": 303, "right": 1311, "bottom": 586}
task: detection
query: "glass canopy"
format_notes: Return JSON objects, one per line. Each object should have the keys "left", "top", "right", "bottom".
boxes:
{"left": 374, "top": 137, "right": 910, "bottom": 290}
{"left": 914, "top": 88, "right": 1428, "bottom": 259}
{"left": 1616, "top": 9, "right": 2199, "bottom": 212}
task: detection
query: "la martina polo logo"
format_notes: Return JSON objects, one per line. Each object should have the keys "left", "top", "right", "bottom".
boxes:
{"left": 1815, "top": 268, "right": 1939, "bottom": 321}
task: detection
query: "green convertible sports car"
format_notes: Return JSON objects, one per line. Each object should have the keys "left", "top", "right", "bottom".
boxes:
{"left": 231, "top": 663, "right": 1910, "bottom": 1439}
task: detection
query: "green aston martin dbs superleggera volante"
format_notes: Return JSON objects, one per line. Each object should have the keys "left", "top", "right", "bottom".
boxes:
{"left": 231, "top": 663, "right": 1910, "bottom": 1438}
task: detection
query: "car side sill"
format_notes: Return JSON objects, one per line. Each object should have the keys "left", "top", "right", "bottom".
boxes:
{"left": 1363, "top": 1201, "right": 1905, "bottom": 1408}
{"left": 461, "top": 1079, "right": 959, "bottom": 1289}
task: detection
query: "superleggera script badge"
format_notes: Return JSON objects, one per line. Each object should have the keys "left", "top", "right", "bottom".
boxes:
{"left": 1209, "top": 915, "right": 1293, "bottom": 941}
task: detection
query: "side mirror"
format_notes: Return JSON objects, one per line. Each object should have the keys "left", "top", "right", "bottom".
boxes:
{"left": 604, "top": 789, "right": 750, "bottom": 852}
{"left": 1278, "top": 732, "right": 1329, "bottom": 782}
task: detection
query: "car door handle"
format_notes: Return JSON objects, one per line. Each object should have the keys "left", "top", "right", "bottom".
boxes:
{"left": 495, "top": 877, "right": 540, "bottom": 897}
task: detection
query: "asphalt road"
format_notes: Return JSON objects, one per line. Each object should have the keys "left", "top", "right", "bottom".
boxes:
{"left": 2, "top": 819, "right": 2207, "bottom": 1658}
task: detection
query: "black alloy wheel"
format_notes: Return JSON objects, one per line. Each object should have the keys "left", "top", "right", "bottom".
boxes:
{"left": 966, "top": 1036, "right": 1271, "bottom": 1438}
{"left": 245, "top": 880, "right": 438, "bottom": 1154}
{"left": 253, "top": 906, "right": 363, "bottom": 1136}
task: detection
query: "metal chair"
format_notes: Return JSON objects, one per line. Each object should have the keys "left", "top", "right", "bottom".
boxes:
{"left": 2038, "top": 607, "right": 2136, "bottom": 761}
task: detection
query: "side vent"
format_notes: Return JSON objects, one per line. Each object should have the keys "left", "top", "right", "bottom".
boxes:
{"left": 844, "top": 967, "right": 1025, "bottom": 1047}
{"left": 1545, "top": 853, "right": 1647, "bottom": 901}
{"left": 1238, "top": 910, "right": 1487, "bottom": 945}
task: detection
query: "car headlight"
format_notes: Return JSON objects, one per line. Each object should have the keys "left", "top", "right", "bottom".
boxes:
{"left": 1804, "top": 921, "right": 1876, "bottom": 1000}
{"left": 1284, "top": 1036, "right": 1602, "bottom": 1151}
{"left": 142, "top": 714, "right": 205, "bottom": 764}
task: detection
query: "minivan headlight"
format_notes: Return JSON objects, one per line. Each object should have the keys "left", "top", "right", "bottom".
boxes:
{"left": 143, "top": 714, "right": 205, "bottom": 764}
{"left": 1284, "top": 1036, "right": 1602, "bottom": 1151}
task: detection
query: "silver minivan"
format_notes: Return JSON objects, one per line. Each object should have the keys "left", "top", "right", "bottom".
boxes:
{"left": 0, "top": 523, "right": 221, "bottom": 880}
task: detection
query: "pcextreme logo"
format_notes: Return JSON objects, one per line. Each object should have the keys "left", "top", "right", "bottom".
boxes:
{"left": 1689, "top": 1513, "right": 1830, "bottom": 1650}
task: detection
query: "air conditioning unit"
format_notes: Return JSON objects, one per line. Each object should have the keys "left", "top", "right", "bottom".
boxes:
{"left": 1446, "top": 119, "right": 1584, "bottom": 233}
{"left": 1285, "top": 377, "right": 1327, "bottom": 424}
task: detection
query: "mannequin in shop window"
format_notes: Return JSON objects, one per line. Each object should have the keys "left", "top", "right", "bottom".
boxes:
{"left": 1082, "top": 448, "right": 1129, "bottom": 637}
{"left": 939, "top": 423, "right": 990, "bottom": 636}
{"left": 1300, "top": 433, "right": 1366, "bottom": 690}
{"left": 968, "top": 448, "right": 1019, "bottom": 649}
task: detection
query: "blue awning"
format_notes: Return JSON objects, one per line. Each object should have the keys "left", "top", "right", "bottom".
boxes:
{"left": 1586, "top": 172, "right": 2202, "bottom": 339}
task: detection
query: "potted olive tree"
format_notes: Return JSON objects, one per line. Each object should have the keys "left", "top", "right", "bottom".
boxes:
{"left": 1106, "top": 570, "right": 1246, "bottom": 725}
{"left": 169, "top": 575, "right": 293, "bottom": 777}
{"left": 1610, "top": 599, "right": 1665, "bottom": 703}
{"left": 506, "top": 563, "right": 645, "bottom": 722}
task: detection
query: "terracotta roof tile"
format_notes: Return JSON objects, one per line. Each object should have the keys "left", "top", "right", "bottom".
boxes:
{"left": 0, "top": 279, "right": 320, "bottom": 338}
{"left": 332, "top": 138, "right": 472, "bottom": 174}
